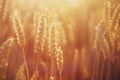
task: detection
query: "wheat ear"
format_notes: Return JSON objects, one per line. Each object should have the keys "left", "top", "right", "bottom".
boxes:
{"left": 0, "top": 38, "right": 14, "bottom": 80}
{"left": 34, "top": 11, "right": 48, "bottom": 71}
{"left": 55, "top": 47, "right": 64, "bottom": 80}
{"left": 111, "top": 4, "right": 120, "bottom": 28}
{"left": 0, "top": 0, "right": 8, "bottom": 21}
{"left": 10, "top": 11, "right": 29, "bottom": 80}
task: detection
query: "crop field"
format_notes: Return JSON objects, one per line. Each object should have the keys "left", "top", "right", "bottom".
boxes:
{"left": 0, "top": 0, "right": 120, "bottom": 80}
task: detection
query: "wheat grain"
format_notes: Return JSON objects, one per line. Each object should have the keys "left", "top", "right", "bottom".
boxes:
{"left": 55, "top": 46, "right": 63, "bottom": 80}
{"left": 34, "top": 13, "right": 42, "bottom": 54}
{"left": 40, "top": 13, "right": 47, "bottom": 52}
{"left": 48, "top": 23, "right": 56, "bottom": 80}
{"left": 111, "top": 4, "right": 120, "bottom": 28}
{"left": 103, "top": 0, "right": 111, "bottom": 25}
{"left": 55, "top": 47, "right": 63, "bottom": 72}
{"left": 10, "top": 11, "right": 30, "bottom": 80}
{"left": 47, "top": 14, "right": 64, "bottom": 80}
{"left": 11, "top": 11, "right": 25, "bottom": 48}
{"left": 0, "top": 0, "right": 8, "bottom": 21}
{"left": 34, "top": 10, "right": 48, "bottom": 54}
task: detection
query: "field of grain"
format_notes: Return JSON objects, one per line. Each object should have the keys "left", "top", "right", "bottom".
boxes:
{"left": 0, "top": 0, "right": 120, "bottom": 80}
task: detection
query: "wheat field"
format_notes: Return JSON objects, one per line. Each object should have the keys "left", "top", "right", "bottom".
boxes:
{"left": 0, "top": 0, "right": 120, "bottom": 80}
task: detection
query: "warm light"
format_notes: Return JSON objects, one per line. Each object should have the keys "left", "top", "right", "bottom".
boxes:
{"left": 66, "top": 0, "right": 81, "bottom": 6}
{"left": 0, "top": 0, "right": 120, "bottom": 80}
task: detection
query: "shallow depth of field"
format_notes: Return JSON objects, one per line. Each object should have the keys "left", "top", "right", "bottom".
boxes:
{"left": 0, "top": 0, "right": 120, "bottom": 80}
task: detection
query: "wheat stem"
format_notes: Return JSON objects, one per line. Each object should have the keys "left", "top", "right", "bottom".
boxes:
{"left": 92, "top": 54, "right": 96, "bottom": 80}
{"left": 35, "top": 54, "right": 39, "bottom": 71}
{"left": 100, "top": 59, "right": 105, "bottom": 80}
{"left": 106, "top": 61, "right": 111, "bottom": 80}
{"left": 22, "top": 48, "right": 30, "bottom": 80}
{"left": 59, "top": 70, "right": 62, "bottom": 80}
{"left": 95, "top": 52, "right": 100, "bottom": 80}
{"left": 50, "top": 58, "right": 54, "bottom": 78}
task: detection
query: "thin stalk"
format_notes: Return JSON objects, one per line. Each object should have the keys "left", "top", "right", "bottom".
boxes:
{"left": 95, "top": 52, "right": 100, "bottom": 80}
{"left": 92, "top": 54, "right": 97, "bottom": 80}
{"left": 45, "top": 66, "right": 48, "bottom": 80}
{"left": 35, "top": 54, "right": 39, "bottom": 70}
{"left": 33, "top": 52, "right": 36, "bottom": 71}
{"left": 50, "top": 58, "right": 54, "bottom": 78}
{"left": 100, "top": 59, "right": 105, "bottom": 80}
{"left": 59, "top": 71, "right": 62, "bottom": 80}
{"left": 92, "top": 52, "right": 99, "bottom": 80}
{"left": 46, "top": 55, "right": 49, "bottom": 80}
{"left": 22, "top": 48, "right": 29, "bottom": 80}
{"left": 106, "top": 61, "right": 111, "bottom": 80}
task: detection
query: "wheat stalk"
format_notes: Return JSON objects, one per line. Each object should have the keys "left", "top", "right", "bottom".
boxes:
{"left": 34, "top": 10, "right": 48, "bottom": 54}
{"left": 46, "top": 18, "right": 55, "bottom": 80}
{"left": 53, "top": 16, "right": 64, "bottom": 80}
{"left": 33, "top": 10, "right": 48, "bottom": 71}
{"left": 33, "top": 10, "right": 63, "bottom": 80}
{"left": 48, "top": 23, "right": 56, "bottom": 80}
{"left": 55, "top": 46, "right": 64, "bottom": 80}
{"left": 0, "top": 38, "right": 14, "bottom": 80}
{"left": 0, "top": 0, "right": 8, "bottom": 22}
{"left": 103, "top": 0, "right": 111, "bottom": 29}
{"left": 93, "top": 1, "right": 120, "bottom": 80}
{"left": 10, "top": 11, "right": 29, "bottom": 80}
{"left": 34, "top": 13, "right": 42, "bottom": 54}
{"left": 111, "top": 4, "right": 120, "bottom": 28}
{"left": 47, "top": 14, "right": 64, "bottom": 80}
{"left": 10, "top": 11, "right": 25, "bottom": 48}
{"left": 72, "top": 48, "right": 79, "bottom": 80}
